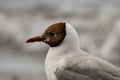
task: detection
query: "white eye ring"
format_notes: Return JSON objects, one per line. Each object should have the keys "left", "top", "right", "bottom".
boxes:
{"left": 44, "top": 37, "right": 50, "bottom": 42}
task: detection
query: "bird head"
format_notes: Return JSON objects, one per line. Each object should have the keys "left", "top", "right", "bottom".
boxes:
{"left": 26, "top": 22, "right": 66, "bottom": 47}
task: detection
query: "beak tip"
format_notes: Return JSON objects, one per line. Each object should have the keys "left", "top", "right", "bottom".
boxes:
{"left": 26, "top": 41, "right": 29, "bottom": 43}
{"left": 26, "top": 39, "right": 32, "bottom": 43}
{"left": 26, "top": 36, "right": 44, "bottom": 43}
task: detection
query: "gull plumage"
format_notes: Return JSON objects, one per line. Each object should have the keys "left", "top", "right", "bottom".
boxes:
{"left": 27, "top": 22, "right": 120, "bottom": 80}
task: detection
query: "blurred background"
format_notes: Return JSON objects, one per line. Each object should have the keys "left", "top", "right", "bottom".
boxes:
{"left": 0, "top": 0, "right": 120, "bottom": 80}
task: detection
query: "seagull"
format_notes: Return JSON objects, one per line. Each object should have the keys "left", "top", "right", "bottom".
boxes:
{"left": 26, "top": 22, "right": 120, "bottom": 80}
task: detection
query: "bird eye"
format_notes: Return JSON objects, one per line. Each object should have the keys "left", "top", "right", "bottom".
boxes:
{"left": 49, "top": 32, "right": 56, "bottom": 36}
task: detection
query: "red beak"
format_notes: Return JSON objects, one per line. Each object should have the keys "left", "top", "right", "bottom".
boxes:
{"left": 26, "top": 36, "right": 44, "bottom": 43}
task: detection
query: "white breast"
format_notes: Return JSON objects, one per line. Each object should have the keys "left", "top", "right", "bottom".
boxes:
{"left": 45, "top": 49, "right": 66, "bottom": 80}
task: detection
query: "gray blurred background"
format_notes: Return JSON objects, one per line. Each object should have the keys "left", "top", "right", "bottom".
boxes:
{"left": 0, "top": 0, "right": 120, "bottom": 80}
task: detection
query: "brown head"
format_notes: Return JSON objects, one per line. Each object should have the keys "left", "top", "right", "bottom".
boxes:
{"left": 26, "top": 22, "right": 66, "bottom": 47}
